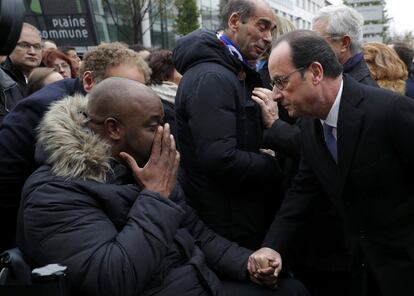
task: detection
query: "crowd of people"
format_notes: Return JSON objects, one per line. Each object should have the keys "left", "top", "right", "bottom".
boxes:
{"left": 1, "top": 1, "right": 414, "bottom": 296}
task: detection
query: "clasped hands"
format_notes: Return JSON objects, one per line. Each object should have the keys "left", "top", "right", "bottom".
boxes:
{"left": 247, "top": 247, "right": 282, "bottom": 289}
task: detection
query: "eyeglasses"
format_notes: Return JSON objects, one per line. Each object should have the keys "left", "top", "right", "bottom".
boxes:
{"left": 16, "top": 42, "right": 42, "bottom": 51}
{"left": 270, "top": 66, "right": 306, "bottom": 90}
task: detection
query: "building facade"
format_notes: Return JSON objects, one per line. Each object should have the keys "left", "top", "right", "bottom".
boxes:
{"left": 268, "top": 0, "right": 326, "bottom": 30}
{"left": 344, "top": 0, "right": 386, "bottom": 42}
{"left": 25, "top": 0, "right": 332, "bottom": 51}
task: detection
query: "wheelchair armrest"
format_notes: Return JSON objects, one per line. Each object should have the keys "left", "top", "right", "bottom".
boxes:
{"left": 0, "top": 247, "right": 32, "bottom": 285}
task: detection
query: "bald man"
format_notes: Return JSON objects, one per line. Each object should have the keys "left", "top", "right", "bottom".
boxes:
{"left": 16, "top": 78, "right": 308, "bottom": 296}
{"left": 0, "top": 42, "right": 151, "bottom": 252}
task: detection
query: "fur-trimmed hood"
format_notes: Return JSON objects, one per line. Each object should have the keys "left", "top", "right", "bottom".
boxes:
{"left": 37, "top": 94, "right": 112, "bottom": 182}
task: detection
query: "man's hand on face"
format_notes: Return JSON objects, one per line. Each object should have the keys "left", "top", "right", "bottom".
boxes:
{"left": 247, "top": 247, "right": 282, "bottom": 289}
{"left": 120, "top": 123, "right": 180, "bottom": 198}
{"left": 251, "top": 87, "right": 279, "bottom": 128}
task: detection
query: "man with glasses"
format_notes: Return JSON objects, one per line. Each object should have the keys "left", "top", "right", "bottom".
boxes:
{"left": 289, "top": 4, "right": 379, "bottom": 295}
{"left": 1, "top": 23, "right": 42, "bottom": 94}
{"left": 254, "top": 29, "right": 414, "bottom": 296}
{"left": 312, "top": 5, "right": 377, "bottom": 87}
{"left": 1, "top": 23, "right": 42, "bottom": 121}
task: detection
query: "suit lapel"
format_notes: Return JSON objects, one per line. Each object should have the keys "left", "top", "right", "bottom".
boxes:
{"left": 337, "top": 76, "right": 365, "bottom": 188}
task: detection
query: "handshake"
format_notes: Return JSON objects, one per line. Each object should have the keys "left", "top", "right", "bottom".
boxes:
{"left": 247, "top": 247, "right": 282, "bottom": 289}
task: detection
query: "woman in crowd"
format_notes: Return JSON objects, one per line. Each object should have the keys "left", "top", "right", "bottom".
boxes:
{"left": 42, "top": 48, "right": 76, "bottom": 79}
{"left": 146, "top": 49, "right": 181, "bottom": 136}
{"left": 362, "top": 42, "right": 408, "bottom": 95}
{"left": 388, "top": 41, "right": 414, "bottom": 98}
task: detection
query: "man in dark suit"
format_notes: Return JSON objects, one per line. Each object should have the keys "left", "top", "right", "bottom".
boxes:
{"left": 251, "top": 30, "right": 414, "bottom": 296}
{"left": 292, "top": 4, "right": 379, "bottom": 295}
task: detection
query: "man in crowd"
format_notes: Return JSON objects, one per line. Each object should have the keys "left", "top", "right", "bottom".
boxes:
{"left": 60, "top": 46, "right": 82, "bottom": 76}
{"left": 1, "top": 23, "right": 42, "bottom": 92}
{"left": 289, "top": 5, "right": 379, "bottom": 295}
{"left": 253, "top": 30, "right": 414, "bottom": 296}
{"left": 17, "top": 77, "right": 308, "bottom": 296}
{"left": 173, "top": 0, "right": 282, "bottom": 250}
{"left": 0, "top": 42, "right": 151, "bottom": 251}
{"left": 313, "top": 5, "right": 377, "bottom": 86}
{"left": 0, "top": 23, "right": 42, "bottom": 117}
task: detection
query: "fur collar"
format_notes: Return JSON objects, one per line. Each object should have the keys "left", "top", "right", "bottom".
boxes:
{"left": 37, "top": 94, "right": 112, "bottom": 182}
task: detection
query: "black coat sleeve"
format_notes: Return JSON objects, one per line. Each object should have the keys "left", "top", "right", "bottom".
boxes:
{"left": 262, "top": 155, "right": 321, "bottom": 256}
{"left": 172, "top": 187, "right": 251, "bottom": 280}
{"left": 262, "top": 119, "right": 301, "bottom": 157}
{"left": 185, "top": 71, "right": 281, "bottom": 185}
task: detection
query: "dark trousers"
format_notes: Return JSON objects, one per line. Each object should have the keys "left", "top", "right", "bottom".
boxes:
{"left": 221, "top": 278, "right": 309, "bottom": 296}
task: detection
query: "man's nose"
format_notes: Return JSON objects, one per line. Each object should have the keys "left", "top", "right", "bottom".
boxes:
{"left": 263, "top": 30, "right": 272, "bottom": 44}
{"left": 56, "top": 65, "right": 65, "bottom": 73}
{"left": 27, "top": 46, "right": 37, "bottom": 54}
{"left": 271, "top": 87, "right": 283, "bottom": 102}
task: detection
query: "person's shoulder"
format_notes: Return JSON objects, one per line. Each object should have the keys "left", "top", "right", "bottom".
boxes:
{"left": 22, "top": 164, "right": 102, "bottom": 204}
{"left": 0, "top": 68, "right": 16, "bottom": 89}
{"left": 21, "top": 78, "right": 82, "bottom": 106}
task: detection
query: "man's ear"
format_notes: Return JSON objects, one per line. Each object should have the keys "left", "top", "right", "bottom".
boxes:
{"left": 310, "top": 62, "right": 323, "bottom": 85}
{"left": 82, "top": 71, "right": 94, "bottom": 93}
{"left": 228, "top": 12, "right": 241, "bottom": 32}
{"left": 340, "top": 35, "right": 352, "bottom": 53}
{"left": 103, "top": 118, "right": 121, "bottom": 141}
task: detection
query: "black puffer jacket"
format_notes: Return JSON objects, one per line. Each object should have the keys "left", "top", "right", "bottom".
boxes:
{"left": 173, "top": 29, "right": 282, "bottom": 250}
{"left": 16, "top": 95, "right": 251, "bottom": 296}
{"left": 0, "top": 77, "right": 85, "bottom": 252}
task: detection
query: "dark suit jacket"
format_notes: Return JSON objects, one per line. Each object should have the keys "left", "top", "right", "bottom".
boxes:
{"left": 264, "top": 75, "right": 414, "bottom": 296}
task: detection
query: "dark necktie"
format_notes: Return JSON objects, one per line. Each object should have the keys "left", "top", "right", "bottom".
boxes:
{"left": 323, "top": 122, "right": 337, "bottom": 163}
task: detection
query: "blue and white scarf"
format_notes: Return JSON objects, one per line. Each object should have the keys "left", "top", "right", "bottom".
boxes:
{"left": 216, "top": 32, "right": 248, "bottom": 65}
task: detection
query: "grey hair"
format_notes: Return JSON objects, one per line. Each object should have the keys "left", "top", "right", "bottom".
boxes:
{"left": 313, "top": 4, "right": 364, "bottom": 55}
{"left": 219, "top": 0, "right": 256, "bottom": 30}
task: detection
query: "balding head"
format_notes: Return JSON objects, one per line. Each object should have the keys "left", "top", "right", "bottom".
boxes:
{"left": 87, "top": 77, "right": 164, "bottom": 166}
{"left": 87, "top": 77, "right": 156, "bottom": 120}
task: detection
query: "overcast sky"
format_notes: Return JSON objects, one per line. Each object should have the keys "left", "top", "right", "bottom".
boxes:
{"left": 328, "top": 0, "right": 414, "bottom": 36}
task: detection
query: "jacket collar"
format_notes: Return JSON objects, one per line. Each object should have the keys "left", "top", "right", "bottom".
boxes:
{"left": 37, "top": 94, "right": 112, "bottom": 182}
{"left": 1, "top": 57, "right": 27, "bottom": 86}
{"left": 0, "top": 68, "right": 17, "bottom": 89}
